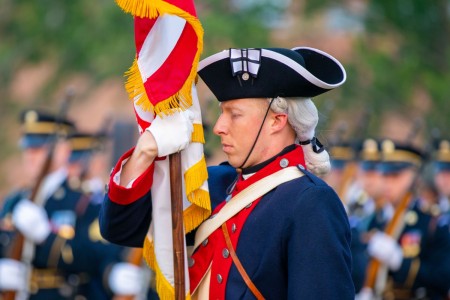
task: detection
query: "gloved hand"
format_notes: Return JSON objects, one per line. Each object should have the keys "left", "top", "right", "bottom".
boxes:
{"left": 0, "top": 258, "right": 28, "bottom": 291}
{"left": 367, "top": 231, "right": 403, "bottom": 271}
{"left": 146, "top": 108, "right": 194, "bottom": 157}
{"left": 108, "top": 263, "right": 143, "bottom": 295}
{"left": 355, "top": 287, "right": 373, "bottom": 300}
{"left": 12, "top": 199, "right": 51, "bottom": 244}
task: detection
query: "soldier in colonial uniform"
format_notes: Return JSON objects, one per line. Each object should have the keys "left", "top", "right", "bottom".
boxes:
{"left": 354, "top": 139, "right": 450, "bottom": 299}
{"left": 0, "top": 109, "right": 145, "bottom": 299}
{"left": 99, "top": 47, "right": 355, "bottom": 298}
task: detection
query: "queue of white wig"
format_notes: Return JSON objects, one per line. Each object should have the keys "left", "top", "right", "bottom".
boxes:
{"left": 269, "top": 96, "right": 331, "bottom": 176}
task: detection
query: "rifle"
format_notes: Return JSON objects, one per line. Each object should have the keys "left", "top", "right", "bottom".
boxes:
{"left": 363, "top": 190, "right": 413, "bottom": 295}
{"left": 2, "top": 89, "right": 74, "bottom": 300}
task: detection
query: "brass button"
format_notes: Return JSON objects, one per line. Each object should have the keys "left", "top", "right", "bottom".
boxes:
{"left": 217, "top": 274, "right": 223, "bottom": 283}
{"left": 231, "top": 223, "right": 237, "bottom": 233}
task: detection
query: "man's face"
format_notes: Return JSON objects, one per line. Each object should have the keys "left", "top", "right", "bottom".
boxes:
{"left": 359, "top": 169, "right": 383, "bottom": 199}
{"left": 434, "top": 170, "right": 450, "bottom": 197}
{"left": 381, "top": 168, "right": 416, "bottom": 205}
{"left": 213, "top": 98, "right": 270, "bottom": 168}
{"left": 22, "top": 146, "right": 48, "bottom": 182}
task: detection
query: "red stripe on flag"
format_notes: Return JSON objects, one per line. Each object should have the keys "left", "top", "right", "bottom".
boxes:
{"left": 133, "top": 106, "right": 151, "bottom": 131}
{"left": 134, "top": 17, "right": 157, "bottom": 54}
{"left": 143, "top": 23, "right": 198, "bottom": 104}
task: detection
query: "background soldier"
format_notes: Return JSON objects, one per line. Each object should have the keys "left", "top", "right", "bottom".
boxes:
{"left": 0, "top": 109, "right": 145, "bottom": 299}
{"left": 354, "top": 139, "right": 450, "bottom": 299}
{"left": 432, "top": 138, "right": 450, "bottom": 216}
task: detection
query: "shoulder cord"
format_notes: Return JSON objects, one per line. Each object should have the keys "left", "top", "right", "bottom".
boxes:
{"left": 221, "top": 223, "right": 265, "bottom": 300}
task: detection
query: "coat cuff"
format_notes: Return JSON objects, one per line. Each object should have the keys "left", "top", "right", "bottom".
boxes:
{"left": 108, "top": 148, "right": 155, "bottom": 205}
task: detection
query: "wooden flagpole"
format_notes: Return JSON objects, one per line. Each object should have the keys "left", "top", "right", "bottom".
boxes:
{"left": 169, "top": 152, "right": 186, "bottom": 299}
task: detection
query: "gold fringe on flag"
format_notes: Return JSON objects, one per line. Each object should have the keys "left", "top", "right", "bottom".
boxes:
{"left": 143, "top": 238, "right": 193, "bottom": 300}
{"left": 116, "top": 0, "right": 204, "bottom": 117}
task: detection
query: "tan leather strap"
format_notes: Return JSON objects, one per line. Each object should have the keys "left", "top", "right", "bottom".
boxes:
{"left": 222, "top": 223, "right": 265, "bottom": 300}
{"left": 193, "top": 166, "right": 304, "bottom": 252}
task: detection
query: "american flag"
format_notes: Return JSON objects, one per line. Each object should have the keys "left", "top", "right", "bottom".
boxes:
{"left": 115, "top": 0, "right": 210, "bottom": 298}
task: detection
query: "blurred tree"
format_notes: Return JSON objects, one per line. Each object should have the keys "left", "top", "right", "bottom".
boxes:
{"left": 304, "top": 0, "right": 450, "bottom": 137}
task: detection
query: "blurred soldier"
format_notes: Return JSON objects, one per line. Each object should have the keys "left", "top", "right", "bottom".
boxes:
{"left": 347, "top": 139, "right": 385, "bottom": 293}
{"left": 65, "top": 130, "right": 148, "bottom": 299}
{"left": 346, "top": 138, "right": 384, "bottom": 220}
{"left": 0, "top": 109, "right": 145, "bottom": 299}
{"left": 354, "top": 139, "right": 450, "bottom": 299}
{"left": 432, "top": 138, "right": 450, "bottom": 216}
{"left": 323, "top": 140, "right": 358, "bottom": 207}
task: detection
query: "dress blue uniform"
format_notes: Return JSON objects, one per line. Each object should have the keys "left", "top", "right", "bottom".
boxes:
{"left": 352, "top": 200, "right": 450, "bottom": 298}
{"left": 0, "top": 110, "right": 144, "bottom": 299}
{"left": 351, "top": 139, "right": 450, "bottom": 299}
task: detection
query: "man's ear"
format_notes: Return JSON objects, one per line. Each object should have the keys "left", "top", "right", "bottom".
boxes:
{"left": 270, "top": 113, "right": 289, "bottom": 132}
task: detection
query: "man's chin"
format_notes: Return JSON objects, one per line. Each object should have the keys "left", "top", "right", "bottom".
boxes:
{"left": 226, "top": 157, "right": 241, "bottom": 169}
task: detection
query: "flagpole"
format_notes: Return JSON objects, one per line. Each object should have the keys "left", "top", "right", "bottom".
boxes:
{"left": 169, "top": 152, "right": 186, "bottom": 300}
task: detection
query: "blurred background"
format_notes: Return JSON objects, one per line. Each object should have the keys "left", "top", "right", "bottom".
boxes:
{"left": 1, "top": 0, "right": 449, "bottom": 201}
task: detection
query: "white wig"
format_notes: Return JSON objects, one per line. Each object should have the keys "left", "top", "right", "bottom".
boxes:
{"left": 269, "top": 96, "right": 331, "bottom": 176}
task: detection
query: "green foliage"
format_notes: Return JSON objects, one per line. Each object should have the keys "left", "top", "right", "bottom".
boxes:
{"left": 304, "top": 0, "right": 450, "bottom": 138}
{"left": 0, "top": 0, "right": 134, "bottom": 83}
{"left": 198, "top": 0, "right": 271, "bottom": 55}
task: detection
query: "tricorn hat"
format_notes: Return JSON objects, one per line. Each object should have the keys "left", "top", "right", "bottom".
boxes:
{"left": 198, "top": 47, "right": 346, "bottom": 102}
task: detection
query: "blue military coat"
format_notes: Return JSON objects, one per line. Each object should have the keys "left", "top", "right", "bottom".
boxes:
{"left": 100, "top": 145, "right": 355, "bottom": 299}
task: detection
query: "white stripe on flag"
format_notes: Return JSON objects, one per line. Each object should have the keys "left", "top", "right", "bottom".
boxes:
{"left": 137, "top": 15, "right": 187, "bottom": 81}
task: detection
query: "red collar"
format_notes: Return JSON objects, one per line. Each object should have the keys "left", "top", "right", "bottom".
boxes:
{"left": 232, "top": 145, "right": 306, "bottom": 196}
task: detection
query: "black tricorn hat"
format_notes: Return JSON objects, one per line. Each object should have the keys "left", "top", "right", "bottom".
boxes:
{"left": 197, "top": 47, "right": 346, "bottom": 101}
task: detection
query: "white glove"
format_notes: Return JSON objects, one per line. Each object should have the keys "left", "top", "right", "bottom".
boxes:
{"left": 146, "top": 109, "right": 194, "bottom": 157}
{"left": 108, "top": 263, "right": 143, "bottom": 295}
{"left": 12, "top": 199, "right": 51, "bottom": 244}
{"left": 355, "top": 287, "right": 374, "bottom": 300}
{"left": 0, "top": 258, "right": 28, "bottom": 291}
{"left": 368, "top": 231, "right": 403, "bottom": 271}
